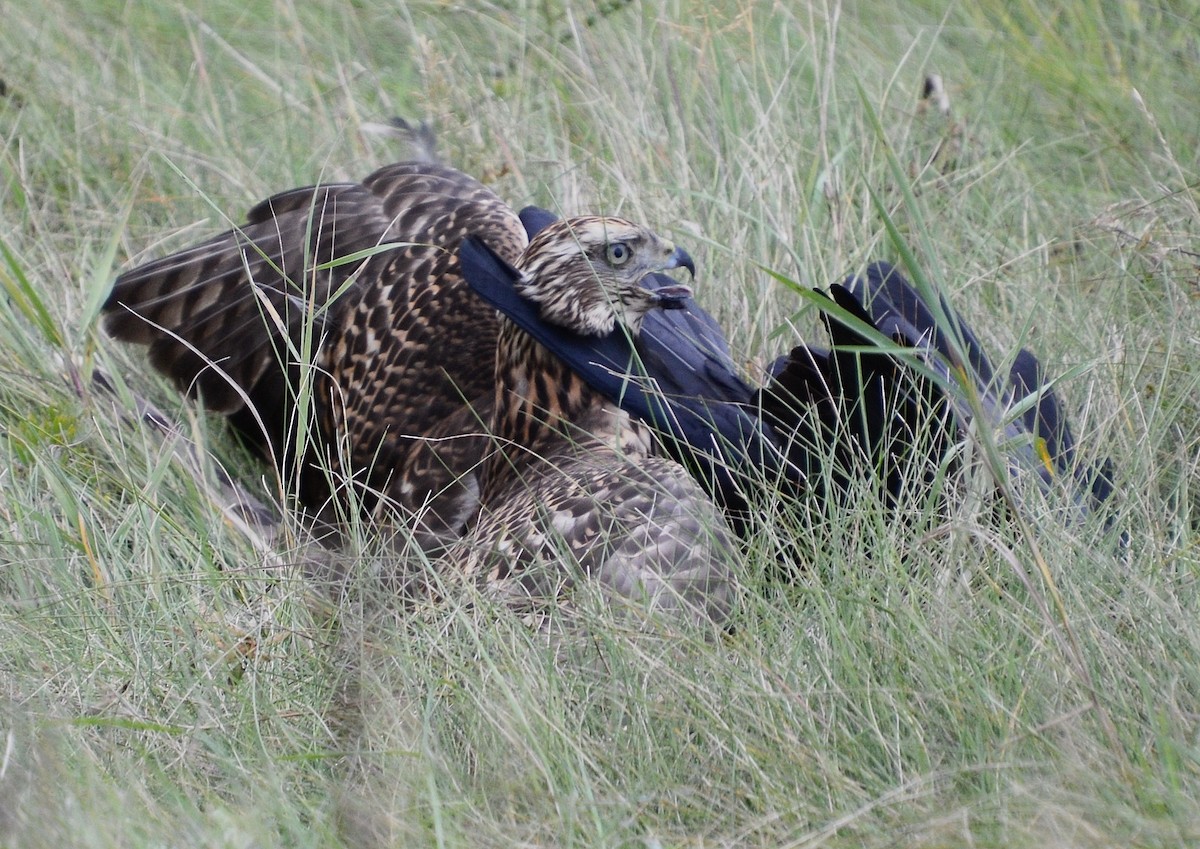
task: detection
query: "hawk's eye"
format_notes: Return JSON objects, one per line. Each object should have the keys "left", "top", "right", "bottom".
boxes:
{"left": 605, "top": 242, "right": 632, "bottom": 266}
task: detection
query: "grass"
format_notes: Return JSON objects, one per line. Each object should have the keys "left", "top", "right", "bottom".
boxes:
{"left": 2, "top": 0, "right": 1199, "bottom": 845}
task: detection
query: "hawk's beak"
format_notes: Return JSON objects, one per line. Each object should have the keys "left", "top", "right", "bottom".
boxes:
{"left": 666, "top": 245, "right": 696, "bottom": 279}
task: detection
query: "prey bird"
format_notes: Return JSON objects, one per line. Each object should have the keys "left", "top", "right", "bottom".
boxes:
{"left": 466, "top": 211, "right": 1116, "bottom": 537}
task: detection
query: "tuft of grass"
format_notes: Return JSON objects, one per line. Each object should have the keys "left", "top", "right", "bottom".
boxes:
{"left": 3, "top": 0, "right": 1200, "bottom": 846}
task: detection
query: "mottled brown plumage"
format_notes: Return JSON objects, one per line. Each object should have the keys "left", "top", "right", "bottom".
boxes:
{"left": 104, "top": 162, "right": 526, "bottom": 548}
{"left": 447, "top": 218, "right": 736, "bottom": 628}
{"left": 105, "top": 169, "right": 735, "bottom": 625}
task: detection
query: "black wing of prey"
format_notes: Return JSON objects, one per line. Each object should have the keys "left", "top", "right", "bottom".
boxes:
{"left": 461, "top": 206, "right": 1115, "bottom": 531}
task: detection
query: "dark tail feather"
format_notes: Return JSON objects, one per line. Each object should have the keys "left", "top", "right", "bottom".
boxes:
{"left": 848, "top": 262, "right": 1116, "bottom": 524}
{"left": 1009, "top": 348, "right": 1116, "bottom": 509}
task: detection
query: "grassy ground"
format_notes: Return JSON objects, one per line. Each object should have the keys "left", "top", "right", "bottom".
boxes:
{"left": 2, "top": 0, "right": 1198, "bottom": 846}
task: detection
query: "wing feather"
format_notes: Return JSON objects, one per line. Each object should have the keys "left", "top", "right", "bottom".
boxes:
{"left": 104, "top": 161, "right": 527, "bottom": 539}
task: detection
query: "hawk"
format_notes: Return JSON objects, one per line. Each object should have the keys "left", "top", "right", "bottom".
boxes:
{"left": 104, "top": 162, "right": 735, "bottom": 624}
{"left": 448, "top": 218, "right": 736, "bottom": 627}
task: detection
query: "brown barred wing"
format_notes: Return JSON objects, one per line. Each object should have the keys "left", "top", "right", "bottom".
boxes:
{"left": 105, "top": 179, "right": 392, "bottom": 415}
{"left": 315, "top": 166, "right": 526, "bottom": 517}
{"left": 104, "top": 161, "right": 527, "bottom": 530}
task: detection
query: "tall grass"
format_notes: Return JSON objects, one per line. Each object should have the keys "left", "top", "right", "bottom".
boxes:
{"left": 1, "top": 0, "right": 1198, "bottom": 846}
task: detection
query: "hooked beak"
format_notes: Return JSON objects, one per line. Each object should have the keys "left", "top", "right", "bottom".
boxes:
{"left": 665, "top": 245, "right": 696, "bottom": 278}
{"left": 648, "top": 242, "right": 696, "bottom": 309}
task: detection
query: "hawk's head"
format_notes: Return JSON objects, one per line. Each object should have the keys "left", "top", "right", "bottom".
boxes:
{"left": 514, "top": 216, "right": 695, "bottom": 337}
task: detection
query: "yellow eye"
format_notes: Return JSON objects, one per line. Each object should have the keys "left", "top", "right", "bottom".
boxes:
{"left": 606, "top": 242, "right": 632, "bottom": 266}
